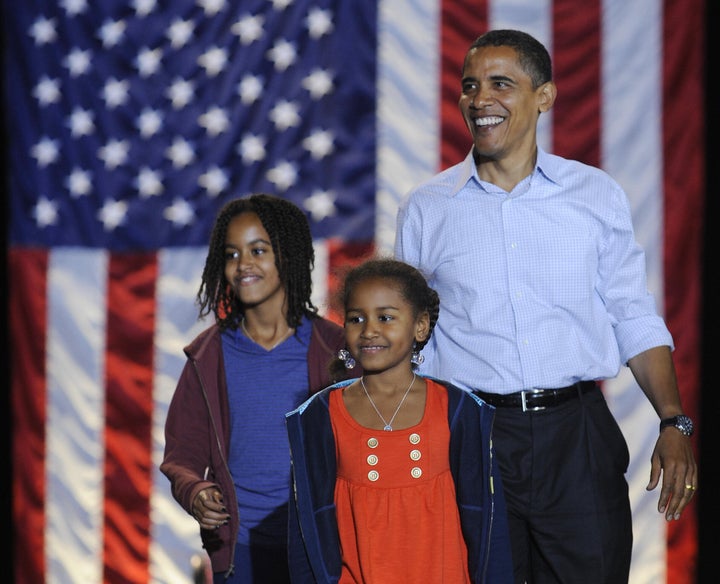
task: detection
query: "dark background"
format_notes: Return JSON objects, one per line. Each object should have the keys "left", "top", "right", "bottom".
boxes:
{"left": 2, "top": 5, "right": 717, "bottom": 582}
{"left": 696, "top": 2, "right": 718, "bottom": 582}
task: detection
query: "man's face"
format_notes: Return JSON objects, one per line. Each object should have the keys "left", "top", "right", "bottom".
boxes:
{"left": 458, "top": 45, "right": 554, "bottom": 163}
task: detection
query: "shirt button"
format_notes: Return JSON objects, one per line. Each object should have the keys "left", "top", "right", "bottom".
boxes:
{"left": 367, "top": 437, "right": 379, "bottom": 448}
{"left": 410, "top": 467, "right": 422, "bottom": 479}
{"left": 367, "top": 454, "right": 378, "bottom": 466}
{"left": 368, "top": 470, "right": 380, "bottom": 482}
{"left": 409, "top": 449, "right": 421, "bottom": 461}
{"left": 409, "top": 433, "right": 421, "bottom": 444}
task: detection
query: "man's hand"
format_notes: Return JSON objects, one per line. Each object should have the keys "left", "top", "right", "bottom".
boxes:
{"left": 647, "top": 428, "right": 697, "bottom": 521}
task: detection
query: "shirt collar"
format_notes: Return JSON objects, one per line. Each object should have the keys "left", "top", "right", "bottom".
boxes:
{"left": 449, "top": 146, "right": 561, "bottom": 197}
{"left": 534, "top": 147, "right": 562, "bottom": 186}
{"left": 448, "top": 149, "right": 477, "bottom": 196}
{"left": 226, "top": 314, "right": 312, "bottom": 349}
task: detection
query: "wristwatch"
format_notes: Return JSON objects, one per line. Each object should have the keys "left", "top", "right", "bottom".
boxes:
{"left": 659, "top": 415, "right": 694, "bottom": 437}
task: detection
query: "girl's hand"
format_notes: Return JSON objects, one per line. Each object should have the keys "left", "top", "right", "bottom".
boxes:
{"left": 192, "top": 486, "right": 230, "bottom": 530}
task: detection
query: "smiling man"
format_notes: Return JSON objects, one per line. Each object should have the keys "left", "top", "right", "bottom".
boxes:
{"left": 394, "top": 29, "right": 696, "bottom": 584}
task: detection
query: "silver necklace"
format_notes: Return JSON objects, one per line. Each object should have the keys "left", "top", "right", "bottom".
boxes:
{"left": 360, "top": 373, "right": 416, "bottom": 431}
{"left": 241, "top": 318, "right": 292, "bottom": 350}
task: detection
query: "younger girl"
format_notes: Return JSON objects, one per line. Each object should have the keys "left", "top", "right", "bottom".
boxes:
{"left": 286, "top": 259, "right": 512, "bottom": 583}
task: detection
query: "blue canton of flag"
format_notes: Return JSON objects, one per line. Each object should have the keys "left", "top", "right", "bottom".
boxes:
{"left": 8, "top": 0, "right": 377, "bottom": 251}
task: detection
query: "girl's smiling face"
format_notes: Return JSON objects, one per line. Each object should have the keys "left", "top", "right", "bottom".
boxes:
{"left": 344, "top": 277, "right": 428, "bottom": 374}
{"left": 223, "top": 212, "right": 285, "bottom": 309}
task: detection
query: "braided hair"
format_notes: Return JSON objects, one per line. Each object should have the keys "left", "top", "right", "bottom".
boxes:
{"left": 197, "top": 193, "right": 318, "bottom": 331}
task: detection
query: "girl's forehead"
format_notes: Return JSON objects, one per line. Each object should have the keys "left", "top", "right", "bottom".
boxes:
{"left": 348, "top": 277, "right": 407, "bottom": 305}
{"left": 353, "top": 275, "right": 400, "bottom": 290}
{"left": 226, "top": 212, "right": 268, "bottom": 238}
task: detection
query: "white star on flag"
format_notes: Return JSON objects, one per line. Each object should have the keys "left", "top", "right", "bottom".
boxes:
{"left": 68, "top": 108, "right": 95, "bottom": 137}
{"left": 66, "top": 168, "right": 92, "bottom": 197}
{"left": 33, "top": 196, "right": 59, "bottom": 226}
{"left": 233, "top": 14, "right": 265, "bottom": 44}
{"left": 98, "top": 19, "right": 126, "bottom": 48}
{"left": 98, "top": 199, "right": 128, "bottom": 230}
{"left": 304, "top": 189, "right": 337, "bottom": 221}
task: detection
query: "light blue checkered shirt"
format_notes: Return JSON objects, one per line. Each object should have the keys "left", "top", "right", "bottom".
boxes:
{"left": 395, "top": 148, "right": 673, "bottom": 394}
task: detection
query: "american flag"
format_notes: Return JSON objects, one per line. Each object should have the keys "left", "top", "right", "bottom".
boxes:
{"left": 7, "top": 0, "right": 703, "bottom": 583}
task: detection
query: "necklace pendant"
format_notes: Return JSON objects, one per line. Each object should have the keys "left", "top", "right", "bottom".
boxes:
{"left": 360, "top": 373, "right": 416, "bottom": 434}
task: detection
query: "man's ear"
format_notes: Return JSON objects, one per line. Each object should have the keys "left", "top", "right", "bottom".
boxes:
{"left": 537, "top": 80, "right": 557, "bottom": 113}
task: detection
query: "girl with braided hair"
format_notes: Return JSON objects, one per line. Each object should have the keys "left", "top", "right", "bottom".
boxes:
{"left": 285, "top": 258, "right": 513, "bottom": 583}
{"left": 161, "top": 194, "right": 358, "bottom": 583}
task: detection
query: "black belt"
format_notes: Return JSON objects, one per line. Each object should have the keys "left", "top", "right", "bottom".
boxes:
{"left": 475, "top": 381, "right": 597, "bottom": 412}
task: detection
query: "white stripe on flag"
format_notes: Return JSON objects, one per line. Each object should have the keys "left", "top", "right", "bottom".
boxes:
{"left": 47, "top": 248, "right": 108, "bottom": 583}
{"left": 602, "top": 1, "right": 666, "bottom": 582}
{"left": 376, "top": 0, "right": 440, "bottom": 254}
{"left": 151, "top": 247, "right": 209, "bottom": 584}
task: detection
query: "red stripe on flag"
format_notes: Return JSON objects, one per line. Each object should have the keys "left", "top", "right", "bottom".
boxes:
{"left": 440, "top": 0, "right": 488, "bottom": 170}
{"left": 551, "top": 0, "right": 602, "bottom": 166}
{"left": 10, "top": 248, "right": 49, "bottom": 584}
{"left": 662, "top": 0, "right": 704, "bottom": 580}
{"left": 102, "top": 253, "right": 158, "bottom": 584}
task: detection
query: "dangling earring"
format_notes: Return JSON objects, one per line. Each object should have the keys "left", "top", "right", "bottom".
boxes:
{"left": 410, "top": 342, "right": 424, "bottom": 366}
{"left": 338, "top": 349, "right": 356, "bottom": 369}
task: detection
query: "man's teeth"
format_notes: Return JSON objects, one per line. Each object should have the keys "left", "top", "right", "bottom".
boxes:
{"left": 475, "top": 116, "right": 503, "bottom": 126}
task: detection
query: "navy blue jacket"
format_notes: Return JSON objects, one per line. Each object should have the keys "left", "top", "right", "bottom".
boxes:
{"left": 285, "top": 377, "right": 513, "bottom": 584}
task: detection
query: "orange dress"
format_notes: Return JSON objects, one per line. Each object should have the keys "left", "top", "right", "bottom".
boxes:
{"left": 329, "top": 379, "right": 471, "bottom": 584}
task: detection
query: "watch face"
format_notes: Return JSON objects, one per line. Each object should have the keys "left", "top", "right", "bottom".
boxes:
{"left": 677, "top": 415, "right": 694, "bottom": 436}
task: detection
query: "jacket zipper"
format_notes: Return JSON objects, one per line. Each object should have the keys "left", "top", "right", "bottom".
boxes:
{"left": 479, "top": 412, "right": 496, "bottom": 583}
{"left": 192, "top": 358, "right": 237, "bottom": 578}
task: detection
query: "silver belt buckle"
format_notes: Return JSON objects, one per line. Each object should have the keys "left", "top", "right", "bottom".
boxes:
{"left": 521, "top": 389, "right": 546, "bottom": 412}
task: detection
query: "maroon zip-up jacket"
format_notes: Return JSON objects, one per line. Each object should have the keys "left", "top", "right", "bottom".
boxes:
{"left": 160, "top": 315, "right": 354, "bottom": 576}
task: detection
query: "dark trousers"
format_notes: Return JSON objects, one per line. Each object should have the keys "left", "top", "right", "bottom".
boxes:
{"left": 214, "top": 542, "right": 290, "bottom": 584}
{"left": 491, "top": 386, "right": 632, "bottom": 584}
